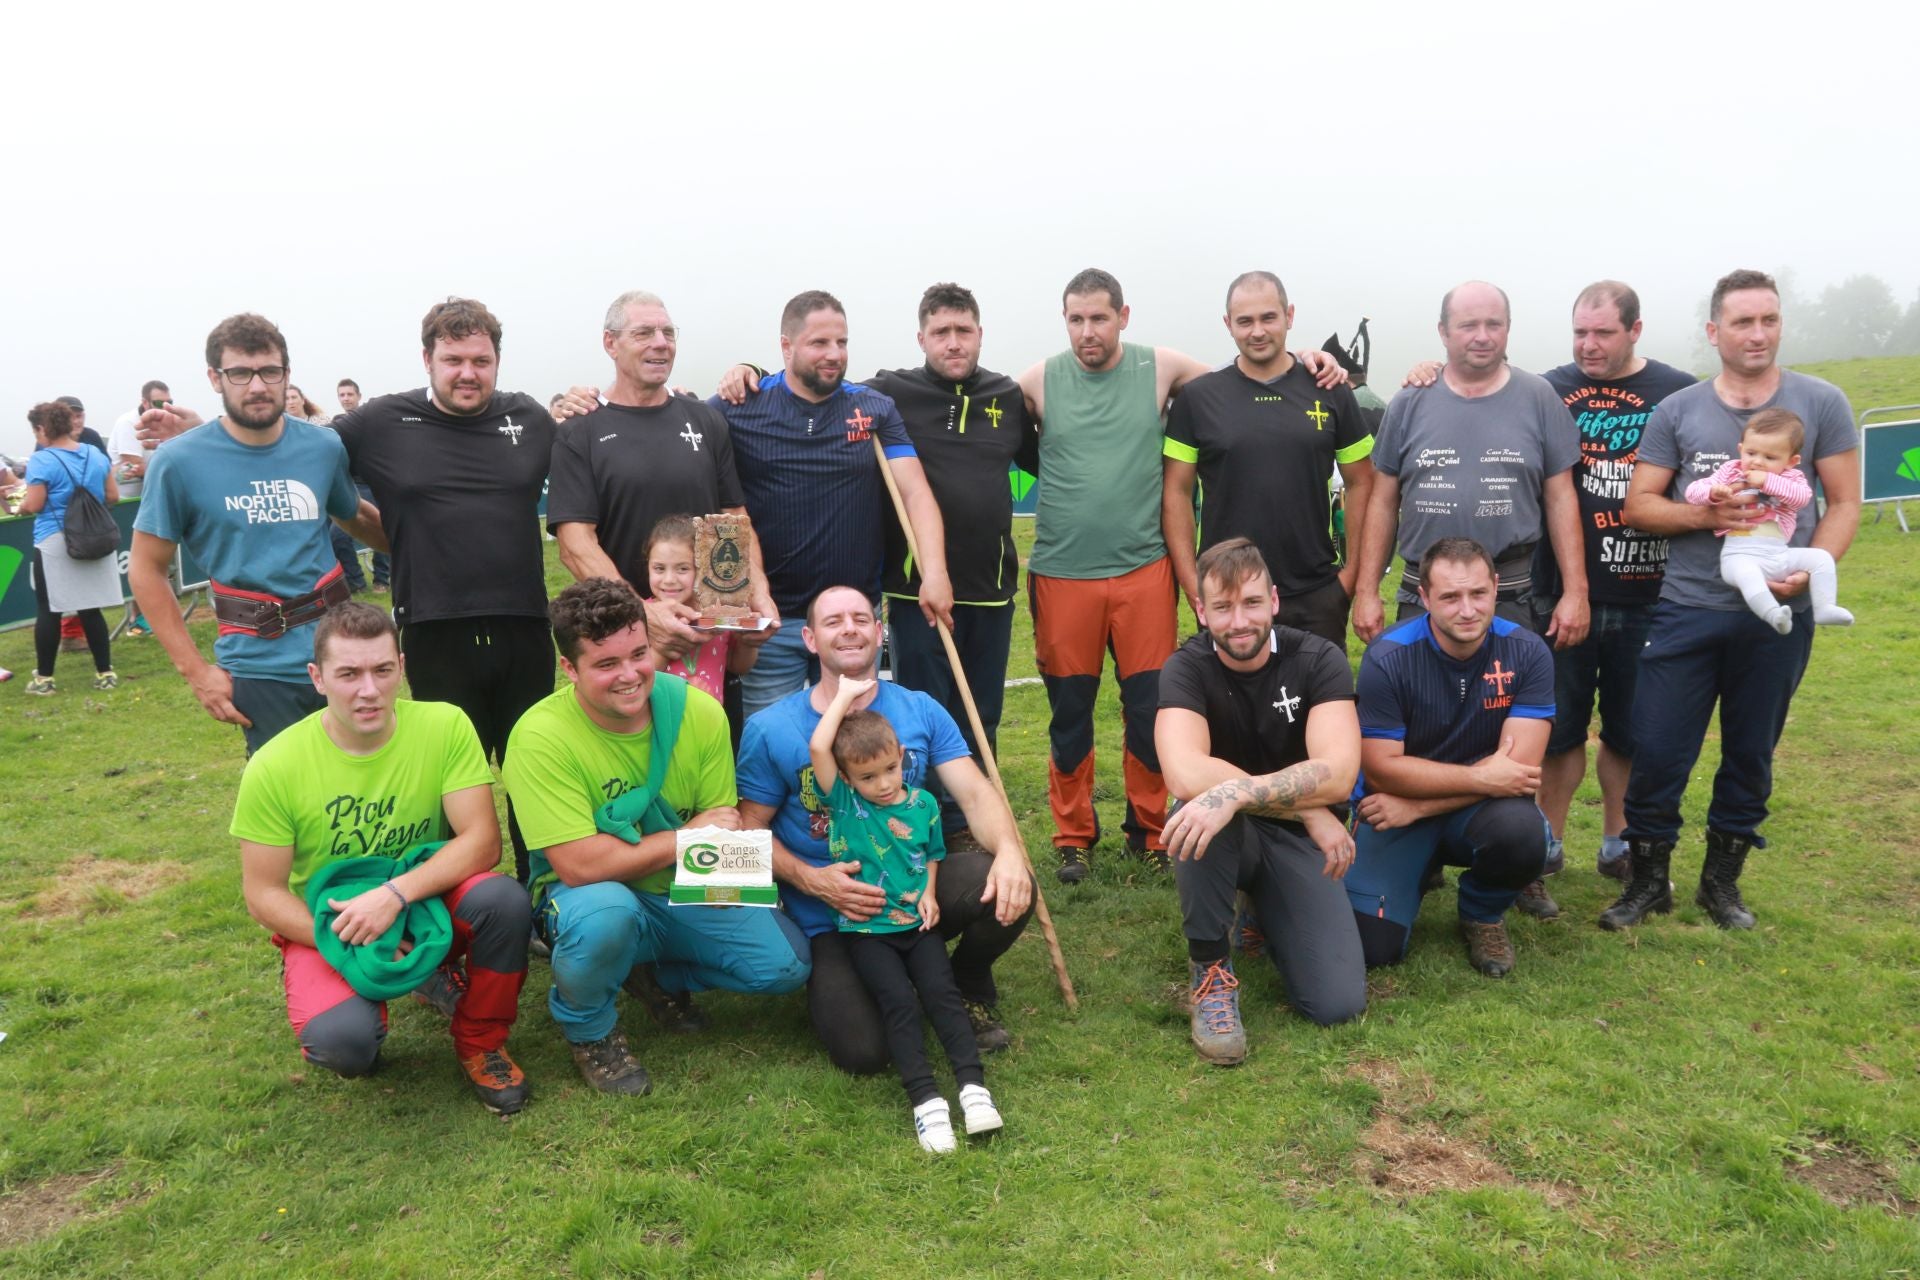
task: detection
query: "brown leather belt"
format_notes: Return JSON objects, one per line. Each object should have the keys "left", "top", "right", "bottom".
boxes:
{"left": 212, "top": 565, "right": 351, "bottom": 639}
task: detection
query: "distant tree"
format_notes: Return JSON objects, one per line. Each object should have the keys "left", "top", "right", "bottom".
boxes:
{"left": 1807, "top": 274, "right": 1900, "bottom": 360}
{"left": 1888, "top": 288, "right": 1920, "bottom": 357}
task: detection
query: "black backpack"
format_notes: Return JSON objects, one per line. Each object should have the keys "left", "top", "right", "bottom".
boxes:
{"left": 52, "top": 449, "right": 119, "bottom": 561}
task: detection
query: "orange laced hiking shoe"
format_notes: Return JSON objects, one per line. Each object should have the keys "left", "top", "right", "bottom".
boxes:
{"left": 1188, "top": 959, "right": 1247, "bottom": 1066}
{"left": 460, "top": 1048, "right": 531, "bottom": 1114}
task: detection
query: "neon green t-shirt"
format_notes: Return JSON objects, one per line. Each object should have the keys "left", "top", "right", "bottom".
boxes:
{"left": 826, "top": 777, "right": 945, "bottom": 935}
{"left": 503, "top": 679, "right": 736, "bottom": 896}
{"left": 229, "top": 700, "right": 495, "bottom": 898}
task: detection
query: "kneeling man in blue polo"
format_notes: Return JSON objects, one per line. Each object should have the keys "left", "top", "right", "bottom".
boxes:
{"left": 1346, "top": 538, "right": 1555, "bottom": 978}
{"left": 504, "top": 578, "right": 809, "bottom": 1096}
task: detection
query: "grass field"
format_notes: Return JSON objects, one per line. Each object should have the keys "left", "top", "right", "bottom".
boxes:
{"left": 2, "top": 358, "right": 1916, "bottom": 1278}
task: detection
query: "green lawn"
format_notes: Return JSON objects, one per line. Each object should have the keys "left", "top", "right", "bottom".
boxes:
{"left": 2, "top": 359, "right": 1916, "bottom": 1278}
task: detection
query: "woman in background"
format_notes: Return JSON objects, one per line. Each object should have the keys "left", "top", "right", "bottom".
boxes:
{"left": 18, "top": 401, "right": 120, "bottom": 694}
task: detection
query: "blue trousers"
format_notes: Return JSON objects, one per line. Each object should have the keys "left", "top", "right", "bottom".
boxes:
{"left": 539, "top": 882, "right": 810, "bottom": 1044}
{"left": 736, "top": 618, "right": 817, "bottom": 721}
{"left": 1622, "top": 601, "right": 1815, "bottom": 846}
{"left": 887, "top": 598, "right": 1014, "bottom": 832}
{"left": 1346, "top": 797, "right": 1548, "bottom": 967}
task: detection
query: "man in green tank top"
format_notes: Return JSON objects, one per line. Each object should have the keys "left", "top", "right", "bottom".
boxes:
{"left": 1014, "top": 268, "right": 1346, "bottom": 884}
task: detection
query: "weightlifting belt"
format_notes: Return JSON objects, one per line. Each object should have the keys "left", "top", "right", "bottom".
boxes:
{"left": 212, "top": 564, "right": 351, "bottom": 639}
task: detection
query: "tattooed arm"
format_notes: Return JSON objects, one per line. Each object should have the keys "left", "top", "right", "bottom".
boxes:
{"left": 1159, "top": 702, "right": 1361, "bottom": 862}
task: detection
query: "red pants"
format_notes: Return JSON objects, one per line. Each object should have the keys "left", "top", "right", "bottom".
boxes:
{"left": 275, "top": 871, "right": 528, "bottom": 1072}
{"left": 1029, "top": 558, "right": 1176, "bottom": 851}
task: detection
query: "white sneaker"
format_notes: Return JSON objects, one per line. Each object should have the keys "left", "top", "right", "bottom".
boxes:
{"left": 912, "top": 1097, "right": 956, "bottom": 1153}
{"left": 958, "top": 1083, "right": 1003, "bottom": 1137}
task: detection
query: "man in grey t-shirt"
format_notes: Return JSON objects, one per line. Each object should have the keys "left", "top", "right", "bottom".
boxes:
{"left": 1351, "top": 281, "right": 1589, "bottom": 652}
{"left": 1598, "top": 269, "right": 1860, "bottom": 934}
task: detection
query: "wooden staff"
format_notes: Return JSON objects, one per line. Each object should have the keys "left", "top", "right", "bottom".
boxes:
{"left": 870, "top": 437, "right": 1078, "bottom": 1010}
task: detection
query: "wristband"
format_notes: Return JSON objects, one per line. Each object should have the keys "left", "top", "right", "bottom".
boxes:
{"left": 382, "top": 880, "right": 409, "bottom": 909}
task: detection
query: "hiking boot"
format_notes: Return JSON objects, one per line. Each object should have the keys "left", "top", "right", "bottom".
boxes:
{"left": 1596, "top": 835, "right": 1631, "bottom": 882}
{"left": 1460, "top": 918, "right": 1516, "bottom": 978}
{"left": 1233, "top": 893, "right": 1266, "bottom": 959}
{"left": 912, "top": 1097, "right": 956, "bottom": 1153}
{"left": 1127, "top": 832, "right": 1171, "bottom": 872}
{"left": 957, "top": 1083, "right": 1003, "bottom": 1138}
{"left": 1188, "top": 959, "right": 1247, "bottom": 1066}
{"left": 1056, "top": 845, "right": 1090, "bottom": 884}
{"left": 1696, "top": 829, "right": 1757, "bottom": 930}
{"left": 1598, "top": 837, "right": 1675, "bottom": 931}
{"left": 569, "top": 1030, "right": 653, "bottom": 1096}
{"left": 460, "top": 1048, "right": 531, "bottom": 1115}
{"left": 1513, "top": 878, "right": 1560, "bottom": 920}
{"left": 91, "top": 670, "right": 119, "bottom": 691}
{"left": 623, "top": 964, "right": 708, "bottom": 1033}
{"left": 413, "top": 963, "right": 467, "bottom": 1018}
{"left": 25, "top": 674, "right": 56, "bottom": 696}
{"left": 964, "top": 999, "right": 1010, "bottom": 1054}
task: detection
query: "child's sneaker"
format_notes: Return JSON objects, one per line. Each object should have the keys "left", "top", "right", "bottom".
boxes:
{"left": 92, "top": 670, "right": 119, "bottom": 691}
{"left": 25, "top": 674, "right": 55, "bottom": 696}
{"left": 912, "top": 1097, "right": 956, "bottom": 1153}
{"left": 958, "top": 1083, "right": 1003, "bottom": 1138}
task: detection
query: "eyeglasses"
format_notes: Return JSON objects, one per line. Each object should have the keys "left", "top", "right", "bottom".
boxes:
{"left": 609, "top": 326, "right": 678, "bottom": 344}
{"left": 218, "top": 366, "right": 288, "bottom": 386}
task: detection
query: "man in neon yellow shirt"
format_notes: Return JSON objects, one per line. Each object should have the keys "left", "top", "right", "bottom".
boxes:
{"left": 229, "top": 603, "right": 533, "bottom": 1113}
{"left": 504, "top": 578, "right": 810, "bottom": 1096}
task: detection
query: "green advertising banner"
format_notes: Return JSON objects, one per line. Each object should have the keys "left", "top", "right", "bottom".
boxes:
{"left": 1861, "top": 418, "right": 1920, "bottom": 504}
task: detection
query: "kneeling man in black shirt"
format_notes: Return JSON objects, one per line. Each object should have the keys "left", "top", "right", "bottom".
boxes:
{"left": 1155, "top": 538, "right": 1366, "bottom": 1067}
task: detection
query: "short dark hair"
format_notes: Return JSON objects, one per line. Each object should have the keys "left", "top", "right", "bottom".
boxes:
{"left": 833, "top": 709, "right": 900, "bottom": 768}
{"left": 1062, "top": 268, "right": 1123, "bottom": 311}
{"left": 644, "top": 514, "right": 697, "bottom": 560}
{"left": 1710, "top": 269, "right": 1778, "bottom": 322}
{"left": 1420, "top": 537, "right": 1497, "bottom": 581}
{"left": 1573, "top": 280, "right": 1640, "bottom": 330}
{"left": 806, "top": 585, "right": 874, "bottom": 629}
{"left": 421, "top": 297, "right": 502, "bottom": 355}
{"left": 780, "top": 290, "right": 845, "bottom": 338}
{"left": 550, "top": 577, "right": 646, "bottom": 661}
{"left": 1195, "top": 537, "right": 1273, "bottom": 598}
{"left": 140, "top": 379, "right": 170, "bottom": 402}
{"left": 27, "top": 401, "right": 75, "bottom": 441}
{"left": 336, "top": 378, "right": 360, "bottom": 392}
{"left": 1744, "top": 407, "right": 1805, "bottom": 455}
{"left": 918, "top": 282, "right": 979, "bottom": 327}
{"left": 1224, "top": 271, "right": 1288, "bottom": 313}
{"left": 1440, "top": 282, "right": 1511, "bottom": 327}
{"left": 205, "top": 313, "right": 289, "bottom": 370}
{"left": 312, "top": 602, "right": 399, "bottom": 665}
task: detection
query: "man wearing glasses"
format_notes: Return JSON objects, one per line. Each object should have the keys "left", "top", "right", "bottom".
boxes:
{"left": 130, "top": 313, "right": 385, "bottom": 753}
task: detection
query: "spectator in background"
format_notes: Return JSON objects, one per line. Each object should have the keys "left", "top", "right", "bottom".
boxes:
{"left": 18, "top": 401, "right": 120, "bottom": 695}
{"left": 326, "top": 379, "right": 388, "bottom": 594}
{"left": 109, "top": 380, "right": 171, "bottom": 499}
{"left": 286, "top": 385, "right": 329, "bottom": 423}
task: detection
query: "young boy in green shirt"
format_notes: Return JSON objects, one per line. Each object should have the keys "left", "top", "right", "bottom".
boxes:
{"left": 809, "top": 676, "right": 1003, "bottom": 1153}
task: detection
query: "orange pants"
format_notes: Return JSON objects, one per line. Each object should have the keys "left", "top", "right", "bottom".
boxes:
{"left": 1029, "top": 557, "right": 1176, "bottom": 851}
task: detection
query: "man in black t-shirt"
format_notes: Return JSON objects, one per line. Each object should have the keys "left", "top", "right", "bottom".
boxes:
{"left": 1155, "top": 538, "right": 1366, "bottom": 1066}
{"left": 330, "top": 298, "right": 557, "bottom": 884}
{"left": 546, "top": 290, "right": 773, "bottom": 668}
{"left": 1532, "top": 282, "right": 1696, "bottom": 885}
{"left": 1164, "top": 272, "right": 1376, "bottom": 648}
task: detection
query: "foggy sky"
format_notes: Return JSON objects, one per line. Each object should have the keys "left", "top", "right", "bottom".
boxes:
{"left": 5, "top": 1, "right": 1915, "bottom": 456}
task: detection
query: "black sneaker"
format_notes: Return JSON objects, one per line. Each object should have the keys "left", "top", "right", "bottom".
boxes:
{"left": 412, "top": 963, "right": 467, "bottom": 1017}
{"left": 964, "top": 999, "right": 1011, "bottom": 1053}
{"left": 569, "top": 1030, "right": 653, "bottom": 1096}
{"left": 460, "top": 1048, "right": 531, "bottom": 1114}
{"left": 1126, "top": 832, "right": 1171, "bottom": 873}
{"left": 623, "top": 964, "right": 708, "bottom": 1033}
{"left": 1056, "top": 846, "right": 1090, "bottom": 884}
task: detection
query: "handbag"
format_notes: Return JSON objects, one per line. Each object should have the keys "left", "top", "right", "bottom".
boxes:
{"left": 52, "top": 449, "right": 119, "bottom": 561}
